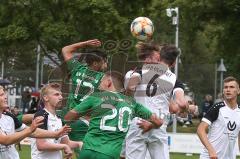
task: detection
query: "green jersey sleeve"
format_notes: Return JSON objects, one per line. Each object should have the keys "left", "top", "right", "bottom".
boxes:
{"left": 67, "top": 58, "right": 84, "bottom": 72}
{"left": 73, "top": 95, "right": 102, "bottom": 115}
{"left": 134, "top": 102, "right": 152, "bottom": 120}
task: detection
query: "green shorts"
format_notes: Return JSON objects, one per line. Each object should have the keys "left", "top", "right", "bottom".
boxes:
{"left": 79, "top": 149, "right": 114, "bottom": 159}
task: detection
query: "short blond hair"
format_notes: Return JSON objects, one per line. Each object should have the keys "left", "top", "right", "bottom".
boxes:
{"left": 40, "top": 83, "right": 61, "bottom": 100}
{"left": 0, "top": 86, "right": 4, "bottom": 92}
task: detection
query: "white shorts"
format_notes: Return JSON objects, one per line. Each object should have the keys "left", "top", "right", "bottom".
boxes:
{"left": 125, "top": 118, "right": 169, "bottom": 159}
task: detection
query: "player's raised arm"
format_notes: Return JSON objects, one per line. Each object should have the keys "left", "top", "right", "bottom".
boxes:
{"left": 62, "top": 39, "right": 101, "bottom": 61}
{"left": 64, "top": 110, "right": 80, "bottom": 121}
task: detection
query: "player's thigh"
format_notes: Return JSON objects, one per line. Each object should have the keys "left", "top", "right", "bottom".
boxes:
{"left": 148, "top": 139, "right": 169, "bottom": 159}
{"left": 125, "top": 126, "right": 148, "bottom": 159}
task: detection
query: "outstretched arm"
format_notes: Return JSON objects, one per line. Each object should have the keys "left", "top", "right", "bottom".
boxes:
{"left": 36, "top": 138, "right": 73, "bottom": 158}
{"left": 30, "top": 125, "right": 71, "bottom": 139}
{"left": 62, "top": 39, "right": 101, "bottom": 61}
{"left": 64, "top": 110, "right": 80, "bottom": 122}
{"left": 0, "top": 116, "right": 43, "bottom": 145}
{"left": 61, "top": 135, "right": 83, "bottom": 149}
{"left": 197, "top": 122, "right": 217, "bottom": 159}
{"left": 137, "top": 114, "right": 163, "bottom": 133}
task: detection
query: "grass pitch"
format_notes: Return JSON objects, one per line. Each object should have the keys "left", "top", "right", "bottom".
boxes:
{"left": 17, "top": 145, "right": 198, "bottom": 159}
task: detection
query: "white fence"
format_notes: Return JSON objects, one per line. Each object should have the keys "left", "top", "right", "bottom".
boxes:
{"left": 168, "top": 133, "right": 239, "bottom": 155}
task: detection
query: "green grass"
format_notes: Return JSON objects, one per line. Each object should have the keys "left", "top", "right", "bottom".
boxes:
{"left": 18, "top": 145, "right": 240, "bottom": 159}
{"left": 17, "top": 119, "right": 240, "bottom": 159}
{"left": 167, "top": 118, "right": 200, "bottom": 133}
{"left": 18, "top": 145, "right": 77, "bottom": 159}
{"left": 18, "top": 145, "right": 201, "bottom": 159}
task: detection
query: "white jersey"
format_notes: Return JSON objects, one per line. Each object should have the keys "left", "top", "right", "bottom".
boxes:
{"left": 31, "top": 109, "right": 66, "bottom": 159}
{"left": 0, "top": 113, "right": 26, "bottom": 159}
{"left": 125, "top": 64, "right": 176, "bottom": 116}
{"left": 200, "top": 101, "right": 240, "bottom": 159}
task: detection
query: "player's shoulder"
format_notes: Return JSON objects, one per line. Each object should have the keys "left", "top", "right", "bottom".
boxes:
{"left": 166, "top": 69, "right": 176, "bottom": 80}
{"left": 34, "top": 109, "right": 49, "bottom": 118}
{"left": 125, "top": 67, "right": 142, "bottom": 78}
{"left": 3, "top": 111, "right": 16, "bottom": 118}
{"left": 213, "top": 101, "right": 225, "bottom": 107}
{"left": 2, "top": 112, "right": 14, "bottom": 121}
{"left": 210, "top": 101, "right": 225, "bottom": 111}
{"left": 67, "top": 57, "right": 87, "bottom": 70}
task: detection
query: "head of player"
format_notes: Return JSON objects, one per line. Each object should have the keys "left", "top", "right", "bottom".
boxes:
{"left": 136, "top": 41, "right": 160, "bottom": 64}
{"left": 83, "top": 50, "right": 107, "bottom": 72}
{"left": 99, "top": 71, "right": 124, "bottom": 93}
{"left": 40, "top": 83, "right": 63, "bottom": 112}
{"left": 222, "top": 76, "right": 240, "bottom": 102}
{"left": 0, "top": 86, "right": 8, "bottom": 112}
{"left": 159, "top": 44, "right": 180, "bottom": 68}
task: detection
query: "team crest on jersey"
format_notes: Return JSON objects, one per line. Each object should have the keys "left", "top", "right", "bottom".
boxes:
{"left": 227, "top": 121, "right": 236, "bottom": 131}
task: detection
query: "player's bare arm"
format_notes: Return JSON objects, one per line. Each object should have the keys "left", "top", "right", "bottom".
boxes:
{"left": 238, "top": 132, "right": 240, "bottom": 152}
{"left": 60, "top": 135, "right": 83, "bottom": 150}
{"left": 137, "top": 114, "right": 163, "bottom": 133}
{"left": 30, "top": 124, "right": 71, "bottom": 138}
{"left": 21, "top": 113, "right": 34, "bottom": 124}
{"left": 125, "top": 74, "right": 141, "bottom": 96}
{"left": 174, "top": 89, "right": 188, "bottom": 111}
{"left": 197, "top": 122, "right": 218, "bottom": 159}
{"left": 62, "top": 39, "right": 101, "bottom": 61}
{"left": 169, "top": 99, "right": 180, "bottom": 114}
{"left": 0, "top": 116, "right": 43, "bottom": 145}
{"left": 64, "top": 110, "right": 79, "bottom": 122}
{"left": 36, "top": 138, "right": 73, "bottom": 157}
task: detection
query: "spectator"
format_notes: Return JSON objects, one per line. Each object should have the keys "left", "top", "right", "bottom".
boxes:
{"left": 201, "top": 94, "right": 213, "bottom": 118}
{"left": 27, "top": 97, "right": 38, "bottom": 114}
{"left": 11, "top": 106, "right": 21, "bottom": 116}
{"left": 10, "top": 106, "right": 22, "bottom": 151}
{"left": 214, "top": 93, "right": 223, "bottom": 104}
{"left": 21, "top": 88, "right": 31, "bottom": 113}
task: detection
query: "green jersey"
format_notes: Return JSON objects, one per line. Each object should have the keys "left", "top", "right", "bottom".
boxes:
{"left": 67, "top": 58, "right": 104, "bottom": 110}
{"left": 60, "top": 58, "right": 104, "bottom": 147}
{"left": 74, "top": 91, "right": 152, "bottom": 159}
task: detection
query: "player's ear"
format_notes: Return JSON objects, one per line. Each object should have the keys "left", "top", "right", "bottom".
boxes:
{"left": 107, "top": 78, "right": 112, "bottom": 88}
{"left": 145, "top": 57, "right": 151, "bottom": 63}
{"left": 170, "top": 61, "right": 176, "bottom": 68}
{"left": 43, "top": 95, "right": 48, "bottom": 102}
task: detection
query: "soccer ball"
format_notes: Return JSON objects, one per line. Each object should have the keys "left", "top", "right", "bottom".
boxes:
{"left": 130, "top": 17, "right": 154, "bottom": 41}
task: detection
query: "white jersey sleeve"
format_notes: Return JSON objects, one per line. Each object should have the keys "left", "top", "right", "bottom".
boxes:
{"left": 124, "top": 70, "right": 141, "bottom": 90}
